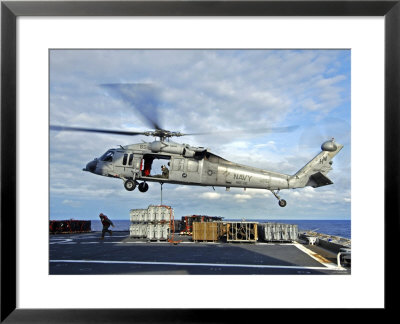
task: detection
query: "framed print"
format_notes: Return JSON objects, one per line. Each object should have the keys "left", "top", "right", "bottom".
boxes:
{"left": 1, "top": 0, "right": 398, "bottom": 322}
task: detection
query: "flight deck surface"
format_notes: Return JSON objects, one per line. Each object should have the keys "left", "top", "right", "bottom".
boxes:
{"left": 49, "top": 231, "right": 350, "bottom": 275}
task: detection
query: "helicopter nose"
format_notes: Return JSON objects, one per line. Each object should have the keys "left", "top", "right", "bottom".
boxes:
{"left": 83, "top": 159, "right": 97, "bottom": 173}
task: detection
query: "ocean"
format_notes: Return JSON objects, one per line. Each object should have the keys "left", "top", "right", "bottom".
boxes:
{"left": 91, "top": 219, "right": 351, "bottom": 239}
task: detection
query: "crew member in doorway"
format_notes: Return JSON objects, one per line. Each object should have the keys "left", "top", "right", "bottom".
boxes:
{"left": 99, "top": 213, "right": 115, "bottom": 239}
{"left": 161, "top": 165, "right": 169, "bottom": 178}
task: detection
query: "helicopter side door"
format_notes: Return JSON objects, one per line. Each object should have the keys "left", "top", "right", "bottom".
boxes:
{"left": 169, "top": 157, "right": 202, "bottom": 183}
{"left": 113, "top": 151, "right": 137, "bottom": 179}
{"left": 169, "top": 157, "right": 185, "bottom": 181}
{"left": 186, "top": 159, "right": 202, "bottom": 183}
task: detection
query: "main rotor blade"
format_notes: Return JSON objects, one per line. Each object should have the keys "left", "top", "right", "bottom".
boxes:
{"left": 298, "top": 117, "right": 350, "bottom": 149}
{"left": 100, "top": 83, "right": 163, "bottom": 130}
{"left": 50, "top": 125, "right": 147, "bottom": 136}
{"left": 183, "top": 125, "right": 299, "bottom": 136}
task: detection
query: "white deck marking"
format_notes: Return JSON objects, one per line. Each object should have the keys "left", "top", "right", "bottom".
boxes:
{"left": 104, "top": 235, "right": 126, "bottom": 238}
{"left": 293, "top": 242, "right": 339, "bottom": 270}
{"left": 50, "top": 259, "right": 343, "bottom": 271}
{"left": 49, "top": 239, "right": 73, "bottom": 245}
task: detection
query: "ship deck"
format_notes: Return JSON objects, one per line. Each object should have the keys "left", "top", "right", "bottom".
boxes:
{"left": 49, "top": 231, "right": 350, "bottom": 275}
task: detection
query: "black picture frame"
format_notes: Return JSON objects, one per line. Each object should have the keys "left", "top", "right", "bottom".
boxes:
{"left": 1, "top": 0, "right": 397, "bottom": 322}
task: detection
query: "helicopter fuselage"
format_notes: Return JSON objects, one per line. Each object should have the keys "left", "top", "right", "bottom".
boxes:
{"left": 86, "top": 141, "right": 288, "bottom": 188}
{"left": 83, "top": 139, "right": 343, "bottom": 207}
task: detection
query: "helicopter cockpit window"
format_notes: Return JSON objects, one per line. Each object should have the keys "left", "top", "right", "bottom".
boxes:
{"left": 100, "top": 150, "right": 114, "bottom": 162}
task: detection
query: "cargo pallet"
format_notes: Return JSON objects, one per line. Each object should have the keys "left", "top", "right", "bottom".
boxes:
{"left": 192, "top": 222, "right": 223, "bottom": 242}
{"left": 258, "top": 223, "right": 298, "bottom": 242}
{"left": 49, "top": 220, "right": 91, "bottom": 234}
{"left": 129, "top": 205, "right": 181, "bottom": 244}
{"left": 226, "top": 222, "right": 258, "bottom": 243}
{"left": 147, "top": 237, "right": 168, "bottom": 242}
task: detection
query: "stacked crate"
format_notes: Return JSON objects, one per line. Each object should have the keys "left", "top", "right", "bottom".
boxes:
{"left": 192, "top": 222, "right": 223, "bottom": 242}
{"left": 226, "top": 222, "right": 258, "bottom": 243}
{"left": 129, "top": 206, "right": 172, "bottom": 241}
{"left": 129, "top": 209, "right": 147, "bottom": 238}
{"left": 49, "top": 220, "right": 91, "bottom": 234}
{"left": 258, "top": 223, "right": 298, "bottom": 242}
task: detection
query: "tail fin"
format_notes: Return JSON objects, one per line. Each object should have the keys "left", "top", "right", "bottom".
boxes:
{"left": 289, "top": 139, "right": 343, "bottom": 188}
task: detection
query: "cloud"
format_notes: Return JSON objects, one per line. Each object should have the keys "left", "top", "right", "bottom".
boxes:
{"left": 233, "top": 194, "right": 253, "bottom": 202}
{"left": 200, "top": 192, "right": 222, "bottom": 200}
{"left": 254, "top": 141, "right": 276, "bottom": 150}
{"left": 50, "top": 50, "right": 349, "bottom": 134}
{"left": 62, "top": 200, "right": 82, "bottom": 208}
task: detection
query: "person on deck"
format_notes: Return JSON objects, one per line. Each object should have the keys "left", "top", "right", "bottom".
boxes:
{"left": 99, "top": 213, "right": 115, "bottom": 240}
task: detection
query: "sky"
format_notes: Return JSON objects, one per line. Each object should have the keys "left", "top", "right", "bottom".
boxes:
{"left": 49, "top": 49, "right": 351, "bottom": 221}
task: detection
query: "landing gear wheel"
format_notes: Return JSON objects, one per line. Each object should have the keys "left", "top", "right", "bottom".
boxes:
{"left": 278, "top": 199, "right": 287, "bottom": 207}
{"left": 124, "top": 179, "right": 136, "bottom": 191}
{"left": 271, "top": 190, "right": 287, "bottom": 207}
{"left": 138, "top": 182, "right": 149, "bottom": 193}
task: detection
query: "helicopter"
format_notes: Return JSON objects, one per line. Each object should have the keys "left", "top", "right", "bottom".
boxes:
{"left": 50, "top": 84, "right": 343, "bottom": 207}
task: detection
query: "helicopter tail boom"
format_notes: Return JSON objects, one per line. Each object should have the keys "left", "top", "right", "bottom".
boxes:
{"left": 289, "top": 140, "right": 343, "bottom": 189}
